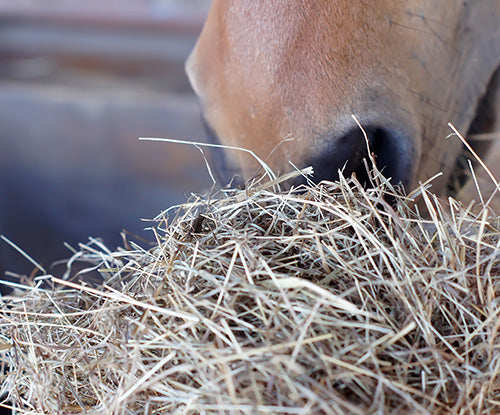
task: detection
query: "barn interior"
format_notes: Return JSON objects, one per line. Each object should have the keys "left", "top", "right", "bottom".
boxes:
{"left": 0, "top": 0, "right": 211, "bottom": 284}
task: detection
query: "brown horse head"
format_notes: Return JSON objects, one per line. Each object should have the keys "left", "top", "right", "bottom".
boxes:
{"left": 187, "top": 1, "right": 500, "bottom": 193}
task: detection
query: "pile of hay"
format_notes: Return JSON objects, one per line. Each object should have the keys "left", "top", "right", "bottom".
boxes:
{"left": 1, "top": 174, "right": 499, "bottom": 414}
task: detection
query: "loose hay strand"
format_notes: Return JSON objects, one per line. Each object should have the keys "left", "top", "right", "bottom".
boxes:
{"left": 139, "top": 136, "right": 279, "bottom": 186}
{"left": 1, "top": 170, "right": 500, "bottom": 414}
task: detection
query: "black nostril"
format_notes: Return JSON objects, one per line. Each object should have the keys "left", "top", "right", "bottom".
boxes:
{"left": 306, "top": 127, "right": 369, "bottom": 184}
{"left": 303, "top": 126, "right": 414, "bottom": 190}
{"left": 369, "top": 127, "right": 414, "bottom": 190}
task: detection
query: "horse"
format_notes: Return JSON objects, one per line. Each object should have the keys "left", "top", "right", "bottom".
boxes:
{"left": 186, "top": 0, "right": 500, "bottom": 195}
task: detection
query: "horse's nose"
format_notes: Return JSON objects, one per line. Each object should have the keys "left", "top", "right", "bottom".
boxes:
{"left": 304, "top": 125, "right": 415, "bottom": 191}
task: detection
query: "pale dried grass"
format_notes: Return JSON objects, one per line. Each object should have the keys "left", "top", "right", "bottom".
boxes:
{"left": 0, "top": 161, "right": 500, "bottom": 414}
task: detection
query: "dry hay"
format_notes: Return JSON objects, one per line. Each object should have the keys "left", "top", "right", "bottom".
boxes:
{"left": 0, "top": 171, "right": 500, "bottom": 415}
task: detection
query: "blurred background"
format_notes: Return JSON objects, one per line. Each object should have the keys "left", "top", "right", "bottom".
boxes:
{"left": 0, "top": 0, "right": 213, "bottom": 283}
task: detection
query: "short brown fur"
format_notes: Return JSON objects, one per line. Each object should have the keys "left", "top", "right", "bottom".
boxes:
{"left": 187, "top": 1, "right": 500, "bottom": 193}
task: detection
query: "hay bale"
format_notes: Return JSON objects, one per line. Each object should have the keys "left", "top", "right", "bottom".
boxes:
{"left": 0, "top": 175, "right": 499, "bottom": 414}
